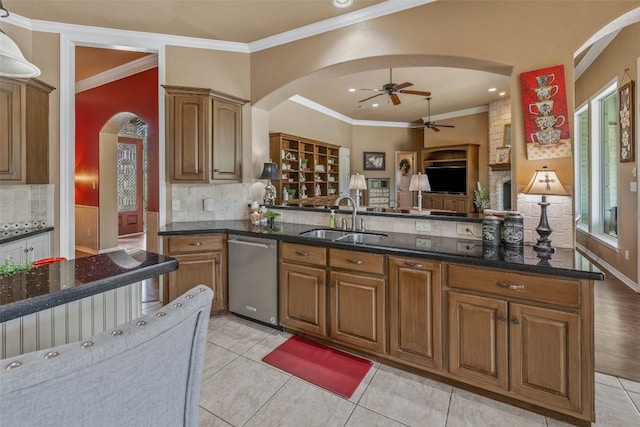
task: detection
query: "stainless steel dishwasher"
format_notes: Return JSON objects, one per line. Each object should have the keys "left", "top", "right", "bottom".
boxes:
{"left": 228, "top": 234, "right": 279, "bottom": 327}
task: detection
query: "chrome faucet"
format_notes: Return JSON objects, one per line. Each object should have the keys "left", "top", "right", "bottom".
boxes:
{"left": 335, "top": 195, "right": 358, "bottom": 231}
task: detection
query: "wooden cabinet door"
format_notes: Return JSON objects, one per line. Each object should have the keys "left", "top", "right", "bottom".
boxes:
{"left": 444, "top": 196, "right": 468, "bottom": 213}
{"left": 448, "top": 291, "right": 508, "bottom": 390}
{"left": 279, "top": 262, "right": 327, "bottom": 337}
{"left": 510, "top": 303, "right": 581, "bottom": 412}
{"left": 425, "top": 194, "right": 444, "bottom": 210}
{"left": 167, "top": 94, "right": 208, "bottom": 182}
{"left": 168, "top": 252, "right": 224, "bottom": 313}
{"left": 211, "top": 99, "right": 242, "bottom": 181}
{"left": 329, "top": 270, "right": 386, "bottom": 354}
{"left": 0, "top": 80, "right": 22, "bottom": 181}
{"left": 389, "top": 257, "right": 442, "bottom": 370}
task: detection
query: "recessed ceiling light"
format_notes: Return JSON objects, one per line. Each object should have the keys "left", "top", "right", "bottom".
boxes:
{"left": 488, "top": 88, "right": 497, "bottom": 92}
{"left": 333, "top": 0, "right": 353, "bottom": 8}
{"left": 372, "top": 103, "right": 379, "bottom": 108}
{"left": 348, "top": 88, "right": 356, "bottom": 92}
{"left": 499, "top": 91, "right": 507, "bottom": 96}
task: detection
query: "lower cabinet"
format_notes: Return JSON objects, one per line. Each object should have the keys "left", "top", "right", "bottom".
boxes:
{"left": 0, "top": 232, "right": 50, "bottom": 264}
{"left": 388, "top": 256, "right": 442, "bottom": 371}
{"left": 164, "top": 234, "right": 226, "bottom": 313}
{"left": 279, "top": 243, "right": 386, "bottom": 355}
{"left": 275, "top": 242, "right": 594, "bottom": 423}
{"left": 280, "top": 262, "right": 327, "bottom": 336}
{"left": 447, "top": 264, "right": 588, "bottom": 417}
{"left": 329, "top": 270, "right": 385, "bottom": 354}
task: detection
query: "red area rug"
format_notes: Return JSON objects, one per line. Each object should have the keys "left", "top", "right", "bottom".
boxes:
{"left": 262, "top": 335, "right": 373, "bottom": 398}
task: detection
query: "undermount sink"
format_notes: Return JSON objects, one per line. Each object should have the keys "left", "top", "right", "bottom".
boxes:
{"left": 335, "top": 232, "right": 387, "bottom": 244}
{"left": 299, "top": 229, "right": 387, "bottom": 244}
{"left": 299, "top": 229, "right": 346, "bottom": 240}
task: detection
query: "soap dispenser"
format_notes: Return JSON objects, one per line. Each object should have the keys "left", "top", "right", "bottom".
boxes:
{"left": 329, "top": 209, "right": 337, "bottom": 229}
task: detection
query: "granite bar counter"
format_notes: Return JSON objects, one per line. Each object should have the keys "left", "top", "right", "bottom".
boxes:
{"left": 159, "top": 220, "right": 604, "bottom": 281}
{"left": 0, "top": 250, "right": 178, "bottom": 323}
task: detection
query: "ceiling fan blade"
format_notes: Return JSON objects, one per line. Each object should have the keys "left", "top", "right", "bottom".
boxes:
{"left": 390, "top": 93, "right": 401, "bottom": 105}
{"left": 359, "top": 92, "right": 385, "bottom": 103}
{"left": 395, "top": 82, "right": 413, "bottom": 90}
{"left": 399, "top": 89, "right": 432, "bottom": 96}
{"left": 435, "top": 124, "right": 455, "bottom": 128}
{"left": 431, "top": 126, "right": 441, "bottom": 132}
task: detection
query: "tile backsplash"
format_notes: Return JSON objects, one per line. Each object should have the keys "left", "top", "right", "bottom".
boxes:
{"left": 0, "top": 185, "right": 53, "bottom": 229}
{"left": 171, "top": 183, "right": 253, "bottom": 222}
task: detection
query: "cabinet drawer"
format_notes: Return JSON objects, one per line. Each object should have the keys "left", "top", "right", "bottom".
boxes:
{"left": 166, "top": 235, "right": 223, "bottom": 254}
{"left": 448, "top": 264, "right": 580, "bottom": 308}
{"left": 281, "top": 242, "right": 327, "bottom": 266}
{"left": 329, "top": 248, "right": 385, "bottom": 275}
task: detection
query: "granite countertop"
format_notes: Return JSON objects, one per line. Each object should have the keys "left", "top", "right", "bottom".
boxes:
{"left": 0, "top": 250, "right": 178, "bottom": 323}
{"left": 0, "top": 227, "right": 54, "bottom": 245}
{"left": 160, "top": 220, "right": 604, "bottom": 281}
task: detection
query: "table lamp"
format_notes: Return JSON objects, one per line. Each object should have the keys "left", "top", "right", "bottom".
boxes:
{"left": 259, "top": 161, "right": 280, "bottom": 205}
{"left": 522, "top": 166, "right": 568, "bottom": 255}
{"left": 349, "top": 173, "right": 367, "bottom": 208}
{"left": 409, "top": 172, "right": 431, "bottom": 211}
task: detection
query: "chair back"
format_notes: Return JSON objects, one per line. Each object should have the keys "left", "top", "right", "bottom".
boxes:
{"left": 0, "top": 286, "right": 213, "bottom": 427}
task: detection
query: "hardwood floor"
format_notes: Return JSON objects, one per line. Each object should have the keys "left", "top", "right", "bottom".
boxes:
{"left": 593, "top": 267, "right": 640, "bottom": 382}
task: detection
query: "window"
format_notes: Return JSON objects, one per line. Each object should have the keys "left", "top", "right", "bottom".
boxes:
{"left": 600, "top": 91, "right": 618, "bottom": 238}
{"left": 575, "top": 105, "right": 589, "bottom": 229}
{"left": 577, "top": 81, "right": 618, "bottom": 246}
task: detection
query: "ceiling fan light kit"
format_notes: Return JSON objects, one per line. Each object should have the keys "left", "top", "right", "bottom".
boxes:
{"left": 332, "top": 0, "right": 353, "bottom": 8}
{"left": 358, "top": 68, "right": 431, "bottom": 106}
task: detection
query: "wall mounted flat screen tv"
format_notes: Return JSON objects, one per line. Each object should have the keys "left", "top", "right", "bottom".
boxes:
{"left": 424, "top": 166, "right": 466, "bottom": 194}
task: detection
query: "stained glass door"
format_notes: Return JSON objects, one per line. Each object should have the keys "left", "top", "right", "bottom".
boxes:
{"left": 117, "top": 140, "right": 144, "bottom": 235}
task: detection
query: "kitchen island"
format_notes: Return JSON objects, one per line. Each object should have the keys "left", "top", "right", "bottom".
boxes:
{"left": 160, "top": 219, "right": 602, "bottom": 426}
{"left": 0, "top": 250, "right": 177, "bottom": 358}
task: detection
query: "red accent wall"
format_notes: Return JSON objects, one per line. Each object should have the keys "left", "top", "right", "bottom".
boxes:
{"left": 75, "top": 68, "right": 159, "bottom": 211}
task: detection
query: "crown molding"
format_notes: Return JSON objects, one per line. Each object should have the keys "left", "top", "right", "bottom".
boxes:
{"left": 2, "top": 0, "right": 434, "bottom": 53}
{"left": 76, "top": 54, "right": 158, "bottom": 93}
{"left": 425, "top": 105, "right": 489, "bottom": 122}
{"left": 249, "top": 0, "right": 436, "bottom": 52}
{"left": 291, "top": 94, "right": 430, "bottom": 129}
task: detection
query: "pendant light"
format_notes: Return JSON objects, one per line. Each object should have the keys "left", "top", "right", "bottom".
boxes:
{"left": 0, "top": 1, "right": 41, "bottom": 78}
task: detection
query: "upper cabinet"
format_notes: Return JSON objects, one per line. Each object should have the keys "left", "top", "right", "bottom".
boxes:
{"left": 164, "top": 85, "right": 247, "bottom": 183}
{"left": 0, "top": 77, "right": 55, "bottom": 185}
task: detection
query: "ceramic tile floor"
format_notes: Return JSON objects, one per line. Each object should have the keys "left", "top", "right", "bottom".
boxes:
{"left": 197, "top": 315, "right": 640, "bottom": 427}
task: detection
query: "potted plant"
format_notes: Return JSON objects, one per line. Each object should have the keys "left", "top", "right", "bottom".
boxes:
{"left": 265, "top": 210, "right": 281, "bottom": 228}
{"left": 473, "top": 182, "right": 490, "bottom": 213}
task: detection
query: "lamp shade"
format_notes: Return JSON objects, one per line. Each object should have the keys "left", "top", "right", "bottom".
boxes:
{"left": 259, "top": 162, "right": 280, "bottom": 180}
{"left": 349, "top": 173, "right": 367, "bottom": 190}
{"left": 409, "top": 172, "right": 431, "bottom": 192}
{"left": 0, "top": 30, "right": 41, "bottom": 78}
{"left": 522, "top": 166, "right": 568, "bottom": 196}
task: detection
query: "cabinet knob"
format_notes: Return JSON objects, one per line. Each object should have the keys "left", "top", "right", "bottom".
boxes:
{"left": 511, "top": 318, "right": 520, "bottom": 325}
{"left": 498, "top": 316, "right": 506, "bottom": 322}
{"left": 295, "top": 251, "right": 309, "bottom": 257}
{"left": 329, "top": 281, "right": 334, "bottom": 287}
{"left": 24, "top": 249, "right": 29, "bottom": 253}
{"left": 189, "top": 242, "right": 204, "bottom": 246}
{"left": 213, "top": 169, "right": 219, "bottom": 172}
{"left": 29, "top": 247, "right": 34, "bottom": 251}
{"left": 347, "top": 259, "right": 364, "bottom": 265}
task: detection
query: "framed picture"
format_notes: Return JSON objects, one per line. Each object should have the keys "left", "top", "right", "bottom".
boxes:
{"left": 503, "top": 123, "right": 511, "bottom": 146}
{"left": 363, "top": 152, "right": 385, "bottom": 170}
{"left": 619, "top": 80, "right": 635, "bottom": 163}
{"left": 496, "top": 146, "right": 511, "bottom": 164}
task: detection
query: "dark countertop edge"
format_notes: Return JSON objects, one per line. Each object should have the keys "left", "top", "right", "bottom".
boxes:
{"left": 159, "top": 224, "right": 604, "bottom": 282}
{"left": 270, "top": 205, "right": 483, "bottom": 223}
{"left": 0, "top": 258, "right": 178, "bottom": 323}
{"left": 0, "top": 227, "right": 54, "bottom": 245}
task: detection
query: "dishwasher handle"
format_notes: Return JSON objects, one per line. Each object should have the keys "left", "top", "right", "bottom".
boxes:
{"left": 228, "top": 238, "right": 273, "bottom": 249}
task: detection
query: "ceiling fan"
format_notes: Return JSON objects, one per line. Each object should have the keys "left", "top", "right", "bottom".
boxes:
{"left": 422, "top": 97, "right": 455, "bottom": 132}
{"left": 358, "top": 68, "right": 431, "bottom": 106}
